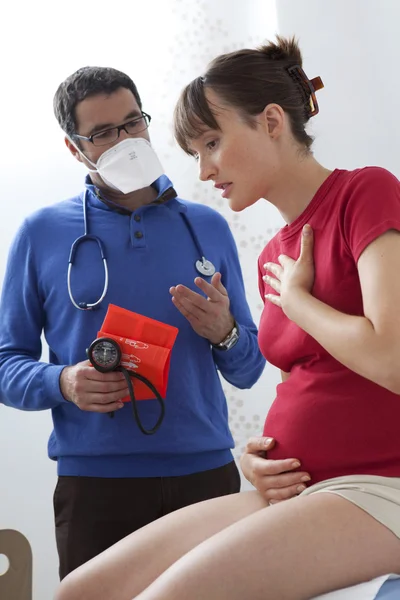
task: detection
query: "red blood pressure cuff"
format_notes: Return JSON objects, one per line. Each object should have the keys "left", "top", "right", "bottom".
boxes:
{"left": 98, "top": 304, "right": 178, "bottom": 401}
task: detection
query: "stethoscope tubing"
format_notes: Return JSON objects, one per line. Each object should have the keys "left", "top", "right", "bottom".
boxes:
{"left": 68, "top": 189, "right": 216, "bottom": 311}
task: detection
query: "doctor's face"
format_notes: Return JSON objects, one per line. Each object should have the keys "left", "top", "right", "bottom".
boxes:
{"left": 66, "top": 87, "right": 150, "bottom": 166}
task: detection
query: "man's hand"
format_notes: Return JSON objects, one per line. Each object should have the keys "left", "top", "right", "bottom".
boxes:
{"left": 170, "top": 272, "right": 235, "bottom": 344}
{"left": 60, "top": 360, "right": 129, "bottom": 413}
{"left": 240, "top": 436, "right": 311, "bottom": 504}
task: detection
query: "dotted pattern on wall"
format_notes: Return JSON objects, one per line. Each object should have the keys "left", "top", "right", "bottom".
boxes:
{"left": 142, "top": 0, "right": 282, "bottom": 460}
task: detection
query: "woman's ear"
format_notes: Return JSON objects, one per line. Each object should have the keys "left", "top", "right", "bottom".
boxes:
{"left": 262, "top": 103, "right": 285, "bottom": 139}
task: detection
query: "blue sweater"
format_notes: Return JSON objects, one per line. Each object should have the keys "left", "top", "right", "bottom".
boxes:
{"left": 0, "top": 176, "right": 265, "bottom": 477}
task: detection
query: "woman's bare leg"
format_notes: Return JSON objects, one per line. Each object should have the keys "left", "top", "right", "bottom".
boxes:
{"left": 134, "top": 493, "right": 400, "bottom": 600}
{"left": 54, "top": 490, "right": 267, "bottom": 600}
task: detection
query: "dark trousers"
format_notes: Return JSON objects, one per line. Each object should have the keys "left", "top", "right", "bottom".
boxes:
{"left": 54, "top": 460, "right": 240, "bottom": 579}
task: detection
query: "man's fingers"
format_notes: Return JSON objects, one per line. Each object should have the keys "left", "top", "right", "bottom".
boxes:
{"left": 171, "top": 295, "right": 190, "bottom": 318}
{"left": 83, "top": 401, "right": 125, "bottom": 413}
{"left": 83, "top": 367, "right": 126, "bottom": 382}
{"left": 74, "top": 390, "right": 128, "bottom": 409}
{"left": 78, "top": 380, "right": 130, "bottom": 394}
{"left": 171, "top": 295, "right": 203, "bottom": 323}
{"left": 78, "top": 359, "right": 92, "bottom": 367}
{"left": 175, "top": 295, "right": 207, "bottom": 317}
{"left": 211, "top": 272, "right": 228, "bottom": 296}
{"left": 195, "top": 272, "right": 228, "bottom": 300}
{"left": 170, "top": 284, "right": 209, "bottom": 312}
{"left": 194, "top": 277, "right": 220, "bottom": 301}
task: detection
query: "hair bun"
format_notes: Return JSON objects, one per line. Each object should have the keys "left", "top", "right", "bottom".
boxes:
{"left": 258, "top": 35, "right": 303, "bottom": 66}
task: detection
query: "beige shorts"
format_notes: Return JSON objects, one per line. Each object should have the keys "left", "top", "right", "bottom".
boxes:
{"left": 300, "top": 475, "right": 400, "bottom": 539}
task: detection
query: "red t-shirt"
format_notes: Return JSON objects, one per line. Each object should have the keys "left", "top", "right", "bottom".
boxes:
{"left": 258, "top": 167, "right": 400, "bottom": 484}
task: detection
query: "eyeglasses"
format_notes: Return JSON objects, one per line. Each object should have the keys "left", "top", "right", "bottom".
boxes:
{"left": 74, "top": 112, "right": 152, "bottom": 147}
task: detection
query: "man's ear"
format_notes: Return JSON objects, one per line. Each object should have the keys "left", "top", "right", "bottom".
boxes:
{"left": 65, "top": 136, "right": 83, "bottom": 163}
{"left": 262, "top": 103, "right": 285, "bottom": 139}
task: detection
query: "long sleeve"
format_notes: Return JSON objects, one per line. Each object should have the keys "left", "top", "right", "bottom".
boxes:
{"left": 0, "top": 222, "right": 66, "bottom": 411}
{"left": 212, "top": 223, "right": 265, "bottom": 389}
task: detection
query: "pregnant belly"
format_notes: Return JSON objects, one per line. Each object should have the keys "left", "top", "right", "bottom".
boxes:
{"left": 262, "top": 373, "right": 400, "bottom": 484}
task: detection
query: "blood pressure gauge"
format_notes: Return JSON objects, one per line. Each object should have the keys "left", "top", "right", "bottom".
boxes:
{"left": 87, "top": 335, "right": 165, "bottom": 434}
{"left": 87, "top": 337, "right": 121, "bottom": 373}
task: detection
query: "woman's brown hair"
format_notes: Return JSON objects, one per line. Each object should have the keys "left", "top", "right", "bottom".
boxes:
{"left": 174, "top": 36, "right": 323, "bottom": 155}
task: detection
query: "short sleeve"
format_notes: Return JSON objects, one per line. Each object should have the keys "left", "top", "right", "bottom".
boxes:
{"left": 344, "top": 167, "right": 400, "bottom": 262}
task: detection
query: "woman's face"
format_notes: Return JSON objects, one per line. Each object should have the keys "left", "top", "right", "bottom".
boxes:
{"left": 188, "top": 89, "right": 281, "bottom": 212}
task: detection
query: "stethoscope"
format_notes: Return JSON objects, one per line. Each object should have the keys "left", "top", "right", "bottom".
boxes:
{"left": 68, "top": 189, "right": 216, "bottom": 310}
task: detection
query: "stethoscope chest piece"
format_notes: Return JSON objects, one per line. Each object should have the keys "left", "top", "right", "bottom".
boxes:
{"left": 195, "top": 257, "right": 216, "bottom": 277}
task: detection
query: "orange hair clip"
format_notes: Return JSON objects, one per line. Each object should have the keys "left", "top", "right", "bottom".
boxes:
{"left": 287, "top": 65, "right": 324, "bottom": 117}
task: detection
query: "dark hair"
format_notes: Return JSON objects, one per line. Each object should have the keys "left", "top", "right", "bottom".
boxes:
{"left": 174, "top": 36, "right": 321, "bottom": 154}
{"left": 53, "top": 66, "right": 142, "bottom": 138}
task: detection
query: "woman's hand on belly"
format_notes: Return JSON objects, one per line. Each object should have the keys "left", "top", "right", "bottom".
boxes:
{"left": 239, "top": 436, "right": 311, "bottom": 504}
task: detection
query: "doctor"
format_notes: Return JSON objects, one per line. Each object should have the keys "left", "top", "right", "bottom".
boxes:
{"left": 0, "top": 66, "right": 267, "bottom": 579}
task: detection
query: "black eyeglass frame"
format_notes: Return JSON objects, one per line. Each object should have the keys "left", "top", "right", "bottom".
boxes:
{"left": 73, "top": 112, "right": 152, "bottom": 146}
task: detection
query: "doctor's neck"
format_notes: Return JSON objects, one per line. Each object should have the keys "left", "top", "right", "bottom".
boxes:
{"left": 92, "top": 176, "right": 158, "bottom": 211}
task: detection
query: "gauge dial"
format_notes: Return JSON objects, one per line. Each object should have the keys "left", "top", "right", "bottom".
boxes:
{"left": 88, "top": 338, "right": 121, "bottom": 373}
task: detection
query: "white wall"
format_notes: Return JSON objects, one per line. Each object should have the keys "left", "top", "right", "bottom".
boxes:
{"left": 276, "top": 0, "right": 400, "bottom": 178}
